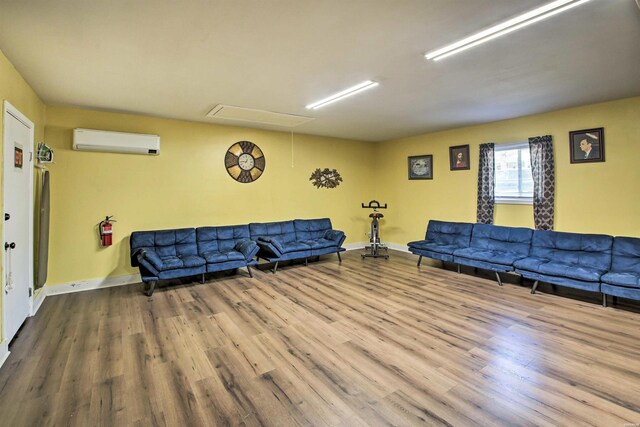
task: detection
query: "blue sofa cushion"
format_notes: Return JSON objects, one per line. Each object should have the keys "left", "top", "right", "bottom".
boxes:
{"left": 138, "top": 250, "right": 205, "bottom": 272}
{"left": 453, "top": 248, "right": 527, "bottom": 266}
{"left": 422, "top": 220, "right": 474, "bottom": 247}
{"left": 278, "top": 241, "right": 313, "bottom": 253}
{"left": 202, "top": 250, "right": 246, "bottom": 264}
{"left": 197, "top": 225, "right": 251, "bottom": 254}
{"left": 249, "top": 221, "right": 297, "bottom": 243}
{"left": 529, "top": 230, "right": 613, "bottom": 272}
{"left": 610, "top": 237, "right": 640, "bottom": 274}
{"left": 300, "top": 238, "right": 335, "bottom": 250}
{"left": 515, "top": 268, "right": 601, "bottom": 292}
{"left": 294, "top": 218, "right": 333, "bottom": 240}
{"left": 601, "top": 283, "right": 640, "bottom": 299}
{"left": 468, "top": 224, "right": 533, "bottom": 256}
{"left": 601, "top": 272, "right": 640, "bottom": 288}
{"left": 408, "top": 242, "right": 462, "bottom": 255}
{"left": 409, "top": 247, "right": 454, "bottom": 263}
{"left": 514, "top": 257, "right": 605, "bottom": 282}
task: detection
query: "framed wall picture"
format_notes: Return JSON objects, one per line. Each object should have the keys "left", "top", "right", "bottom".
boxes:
{"left": 408, "top": 155, "right": 433, "bottom": 180}
{"left": 569, "top": 127, "right": 605, "bottom": 163}
{"left": 449, "top": 144, "right": 470, "bottom": 170}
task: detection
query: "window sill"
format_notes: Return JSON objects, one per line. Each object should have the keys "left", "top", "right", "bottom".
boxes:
{"left": 495, "top": 197, "right": 533, "bottom": 205}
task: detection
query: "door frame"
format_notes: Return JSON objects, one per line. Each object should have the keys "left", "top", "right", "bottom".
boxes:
{"left": 2, "top": 100, "right": 35, "bottom": 344}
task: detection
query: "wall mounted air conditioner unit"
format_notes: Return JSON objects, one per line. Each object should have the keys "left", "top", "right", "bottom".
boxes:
{"left": 73, "top": 128, "right": 160, "bottom": 155}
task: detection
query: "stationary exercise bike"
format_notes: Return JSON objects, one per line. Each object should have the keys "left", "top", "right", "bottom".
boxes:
{"left": 361, "top": 200, "right": 389, "bottom": 259}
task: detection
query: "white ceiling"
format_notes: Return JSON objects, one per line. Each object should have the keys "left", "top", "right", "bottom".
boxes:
{"left": 1, "top": 0, "right": 639, "bottom": 141}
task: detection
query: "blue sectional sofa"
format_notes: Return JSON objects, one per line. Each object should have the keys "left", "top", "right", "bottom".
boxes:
{"left": 408, "top": 220, "right": 473, "bottom": 265}
{"left": 249, "top": 218, "right": 346, "bottom": 273}
{"left": 601, "top": 237, "right": 640, "bottom": 306}
{"left": 131, "top": 225, "right": 258, "bottom": 296}
{"left": 514, "top": 230, "right": 612, "bottom": 296}
{"left": 408, "top": 220, "right": 640, "bottom": 307}
{"left": 454, "top": 224, "right": 532, "bottom": 285}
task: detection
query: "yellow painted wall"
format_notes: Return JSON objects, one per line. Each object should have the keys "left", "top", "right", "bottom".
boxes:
{"left": 375, "top": 96, "right": 640, "bottom": 246}
{"left": 0, "top": 48, "right": 46, "bottom": 341}
{"left": 44, "top": 107, "right": 376, "bottom": 286}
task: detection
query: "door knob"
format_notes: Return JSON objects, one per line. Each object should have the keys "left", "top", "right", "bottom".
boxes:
{"left": 4, "top": 242, "right": 15, "bottom": 250}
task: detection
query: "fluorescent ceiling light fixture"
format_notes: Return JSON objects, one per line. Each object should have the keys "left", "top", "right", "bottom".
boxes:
{"left": 306, "top": 80, "right": 379, "bottom": 110}
{"left": 425, "top": 0, "right": 593, "bottom": 61}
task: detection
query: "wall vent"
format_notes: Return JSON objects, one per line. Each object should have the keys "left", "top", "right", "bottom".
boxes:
{"left": 206, "top": 104, "right": 314, "bottom": 128}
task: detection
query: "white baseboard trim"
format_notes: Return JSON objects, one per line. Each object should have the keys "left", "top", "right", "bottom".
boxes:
{"left": 345, "top": 241, "right": 409, "bottom": 253}
{"left": 0, "top": 341, "right": 9, "bottom": 370}
{"left": 31, "top": 287, "right": 46, "bottom": 316}
{"left": 46, "top": 274, "right": 141, "bottom": 296}
{"left": 385, "top": 242, "right": 410, "bottom": 253}
{"left": 344, "top": 242, "right": 368, "bottom": 251}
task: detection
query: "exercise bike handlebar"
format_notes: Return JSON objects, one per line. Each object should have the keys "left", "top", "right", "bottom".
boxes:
{"left": 361, "top": 200, "right": 387, "bottom": 209}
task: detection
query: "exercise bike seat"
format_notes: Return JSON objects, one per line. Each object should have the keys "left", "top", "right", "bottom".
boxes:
{"left": 369, "top": 213, "right": 384, "bottom": 219}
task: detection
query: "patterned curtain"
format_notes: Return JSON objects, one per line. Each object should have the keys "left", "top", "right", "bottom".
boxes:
{"left": 477, "top": 143, "right": 495, "bottom": 224}
{"left": 529, "top": 135, "right": 555, "bottom": 230}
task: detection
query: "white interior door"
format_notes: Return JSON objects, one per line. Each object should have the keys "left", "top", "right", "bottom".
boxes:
{"left": 3, "top": 102, "right": 33, "bottom": 344}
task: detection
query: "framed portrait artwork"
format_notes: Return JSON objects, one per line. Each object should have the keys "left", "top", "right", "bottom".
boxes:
{"left": 449, "top": 144, "right": 470, "bottom": 171}
{"left": 569, "top": 128, "right": 605, "bottom": 163}
{"left": 408, "top": 155, "right": 433, "bottom": 180}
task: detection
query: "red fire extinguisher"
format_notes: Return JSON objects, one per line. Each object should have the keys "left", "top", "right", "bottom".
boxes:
{"left": 99, "top": 216, "right": 116, "bottom": 247}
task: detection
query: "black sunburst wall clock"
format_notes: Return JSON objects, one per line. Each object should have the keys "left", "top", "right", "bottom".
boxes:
{"left": 225, "top": 141, "right": 266, "bottom": 183}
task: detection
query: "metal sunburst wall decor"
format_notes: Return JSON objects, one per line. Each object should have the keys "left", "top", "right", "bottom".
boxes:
{"left": 310, "top": 168, "right": 343, "bottom": 189}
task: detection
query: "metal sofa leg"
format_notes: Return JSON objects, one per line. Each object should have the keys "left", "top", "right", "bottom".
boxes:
{"left": 602, "top": 293, "right": 607, "bottom": 307}
{"left": 417, "top": 255, "right": 422, "bottom": 267}
{"left": 201, "top": 273, "right": 205, "bottom": 284}
{"left": 337, "top": 252, "right": 342, "bottom": 263}
{"left": 530, "top": 280, "right": 539, "bottom": 294}
{"left": 272, "top": 261, "right": 279, "bottom": 274}
{"left": 247, "top": 265, "right": 253, "bottom": 278}
{"left": 457, "top": 264, "right": 461, "bottom": 274}
{"left": 495, "top": 271, "right": 503, "bottom": 286}
{"left": 145, "top": 281, "right": 157, "bottom": 297}
{"left": 305, "top": 258, "right": 308, "bottom": 266}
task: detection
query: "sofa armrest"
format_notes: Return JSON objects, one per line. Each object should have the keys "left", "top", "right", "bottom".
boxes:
{"left": 136, "top": 249, "right": 164, "bottom": 271}
{"left": 133, "top": 249, "right": 161, "bottom": 276}
{"left": 257, "top": 238, "right": 284, "bottom": 257}
{"left": 324, "top": 229, "right": 345, "bottom": 245}
{"left": 235, "top": 239, "right": 259, "bottom": 261}
{"left": 258, "top": 237, "right": 285, "bottom": 254}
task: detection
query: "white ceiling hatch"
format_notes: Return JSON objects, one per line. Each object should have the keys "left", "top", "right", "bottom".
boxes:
{"left": 206, "top": 104, "right": 314, "bottom": 127}
{"left": 0, "top": 0, "right": 639, "bottom": 141}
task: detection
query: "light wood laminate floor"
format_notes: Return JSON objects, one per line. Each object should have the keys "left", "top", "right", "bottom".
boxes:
{"left": 1, "top": 250, "right": 639, "bottom": 426}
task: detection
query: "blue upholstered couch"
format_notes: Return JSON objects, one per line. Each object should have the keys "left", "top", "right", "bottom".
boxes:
{"left": 408, "top": 220, "right": 473, "bottom": 264}
{"left": 131, "top": 225, "right": 259, "bottom": 296}
{"left": 249, "top": 218, "right": 346, "bottom": 273}
{"left": 514, "top": 230, "right": 612, "bottom": 296}
{"left": 454, "top": 224, "right": 532, "bottom": 285}
{"left": 601, "top": 237, "right": 640, "bottom": 306}
{"left": 408, "top": 220, "right": 640, "bottom": 307}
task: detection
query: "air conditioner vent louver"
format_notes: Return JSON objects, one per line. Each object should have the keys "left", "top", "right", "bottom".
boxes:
{"left": 73, "top": 129, "right": 160, "bottom": 155}
{"left": 206, "top": 104, "right": 314, "bottom": 127}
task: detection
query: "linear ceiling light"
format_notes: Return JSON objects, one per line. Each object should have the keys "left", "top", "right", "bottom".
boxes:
{"left": 305, "top": 80, "right": 379, "bottom": 110}
{"left": 425, "top": 0, "right": 593, "bottom": 61}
